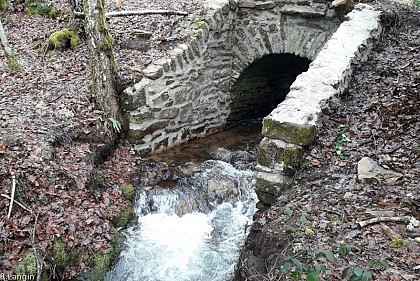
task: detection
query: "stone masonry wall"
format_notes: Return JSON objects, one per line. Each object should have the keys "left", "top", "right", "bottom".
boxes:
{"left": 122, "top": 0, "right": 339, "bottom": 155}
{"left": 255, "top": 4, "right": 382, "bottom": 204}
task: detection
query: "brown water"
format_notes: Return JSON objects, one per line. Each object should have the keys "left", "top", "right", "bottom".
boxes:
{"left": 147, "top": 119, "right": 263, "bottom": 165}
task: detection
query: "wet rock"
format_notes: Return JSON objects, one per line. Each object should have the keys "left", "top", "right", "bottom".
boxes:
{"left": 357, "top": 157, "right": 403, "bottom": 184}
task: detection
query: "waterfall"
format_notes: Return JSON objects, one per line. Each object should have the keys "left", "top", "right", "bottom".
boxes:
{"left": 106, "top": 122, "right": 261, "bottom": 281}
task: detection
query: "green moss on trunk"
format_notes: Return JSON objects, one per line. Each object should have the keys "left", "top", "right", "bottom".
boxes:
{"left": 1, "top": 0, "right": 7, "bottom": 11}
{"left": 6, "top": 54, "right": 21, "bottom": 74}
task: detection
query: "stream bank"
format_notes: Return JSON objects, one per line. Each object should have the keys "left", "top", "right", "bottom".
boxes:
{"left": 235, "top": 2, "right": 419, "bottom": 280}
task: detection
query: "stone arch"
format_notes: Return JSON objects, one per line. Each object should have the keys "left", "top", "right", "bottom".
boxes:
{"left": 230, "top": 14, "right": 339, "bottom": 80}
{"left": 123, "top": 0, "right": 342, "bottom": 155}
{"left": 227, "top": 53, "right": 311, "bottom": 126}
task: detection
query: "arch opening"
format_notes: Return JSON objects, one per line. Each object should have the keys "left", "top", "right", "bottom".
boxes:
{"left": 227, "top": 54, "right": 311, "bottom": 126}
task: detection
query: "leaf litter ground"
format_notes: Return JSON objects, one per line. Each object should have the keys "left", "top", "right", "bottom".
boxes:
{"left": 0, "top": 0, "right": 201, "bottom": 278}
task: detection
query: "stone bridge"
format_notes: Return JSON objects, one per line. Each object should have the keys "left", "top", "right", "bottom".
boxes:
{"left": 122, "top": 0, "right": 382, "bottom": 204}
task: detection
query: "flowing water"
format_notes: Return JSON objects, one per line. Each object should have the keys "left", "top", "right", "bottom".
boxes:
{"left": 106, "top": 121, "right": 262, "bottom": 281}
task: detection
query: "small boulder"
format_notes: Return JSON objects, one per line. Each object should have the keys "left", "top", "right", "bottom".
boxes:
{"left": 357, "top": 157, "right": 403, "bottom": 184}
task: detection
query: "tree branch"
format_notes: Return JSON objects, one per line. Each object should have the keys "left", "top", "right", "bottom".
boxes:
{"left": 6, "top": 175, "right": 16, "bottom": 220}
{"left": 359, "top": 216, "right": 411, "bottom": 228}
{"left": 1, "top": 193, "right": 32, "bottom": 214}
{"left": 74, "top": 9, "right": 188, "bottom": 18}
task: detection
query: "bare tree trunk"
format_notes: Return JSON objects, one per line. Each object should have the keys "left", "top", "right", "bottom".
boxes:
{"left": 68, "top": 0, "right": 85, "bottom": 37}
{"left": 0, "top": 19, "right": 21, "bottom": 74}
{"left": 83, "top": 0, "right": 123, "bottom": 138}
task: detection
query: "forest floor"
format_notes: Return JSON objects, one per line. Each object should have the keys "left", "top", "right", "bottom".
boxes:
{"left": 0, "top": 0, "right": 201, "bottom": 278}
{"left": 0, "top": 0, "right": 419, "bottom": 280}
{"left": 238, "top": 1, "right": 420, "bottom": 280}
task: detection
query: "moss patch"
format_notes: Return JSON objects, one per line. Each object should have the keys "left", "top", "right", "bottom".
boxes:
{"left": 14, "top": 252, "right": 48, "bottom": 280}
{"left": 90, "top": 253, "right": 112, "bottom": 281}
{"left": 49, "top": 232, "right": 121, "bottom": 280}
{"left": 53, "top": 238, "right": 79, "bottom": 269}
{"left": 112, "top": 209, "right": 135, "bottom": 229}
{"left": 48, "top": 28, "right": 80, "bottom": 50}
{"left": 262, "top": 118, "right": 316, "bottom": 146}
{"left": 282, "top": 146, "right": 303, "bottom": 170}
{"left": 1, "top": 0, "right": 7, "bottom": 11}
{"left": 6, "top": 54, "right": 21, "bottom": 74}
{"left": 15, "top": 253, "right": 38, "bottom": 275}
{"left": 27, "top": 3, "right": 61, "bottom": 19}
{"left": 121, "top": 183, "right": 135, "bottom": 202}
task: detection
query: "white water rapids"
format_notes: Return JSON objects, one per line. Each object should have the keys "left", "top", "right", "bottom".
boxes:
{"left": 106, "top": 159, "right": 257, "bottom": 281}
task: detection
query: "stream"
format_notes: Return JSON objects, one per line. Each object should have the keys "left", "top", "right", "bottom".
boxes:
{"left": 106, "top": 120, "right": 262, "bottom": 281}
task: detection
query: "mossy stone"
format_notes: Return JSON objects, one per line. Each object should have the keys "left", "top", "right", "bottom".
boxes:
{"left": 334, "top": 0, "right": 355, "bottom": 21}
{"left": 262, "top": 118, "right": 316, "bottom": 146}
{"left": 282, "top": 146, "right": 303, "bottom": 169}
{"left": 255, "top": 177, "right": 283, "bottom": 199}
{"left": 257, "top": 148, "right": 271, "bottom": 167}
{"left": 255, "top": 189, "right": 277, "bottom": 205}
{"left": 48, "top": 28, "right": 80, "bottom": 50}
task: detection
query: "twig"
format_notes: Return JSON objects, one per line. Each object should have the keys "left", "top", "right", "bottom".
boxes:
{"left": 48, "top": 93, "right": 65, "bottom": 104}
{"left": 359, "top": 216, "right": 411, "bottom": 228}
{"left": 31, "top": 213, "right": 43, "bottom": 281}
{"left": 1, "top": 193, "right": 32, "bottom": 213}
{"left": 74, "top": 9, "right": 188, "bottom": 19}
{"left": 371, "top": 130, "right": 378, "bottom": 152}
{"left": 7, "top": 175, "right": 16, "bottom": 220}
{"left": 106, "top": 9, "right": 188, "bottom": 17}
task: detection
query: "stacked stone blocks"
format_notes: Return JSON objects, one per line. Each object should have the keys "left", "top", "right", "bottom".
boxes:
{"left": 123, "top": 0, "right": 338, "bottom": 156}
{"left": 122, "top": 0, "right": 382, "bottom": 204}
{"left": 255, "top": 4, "right": 382, "bottom": 204}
